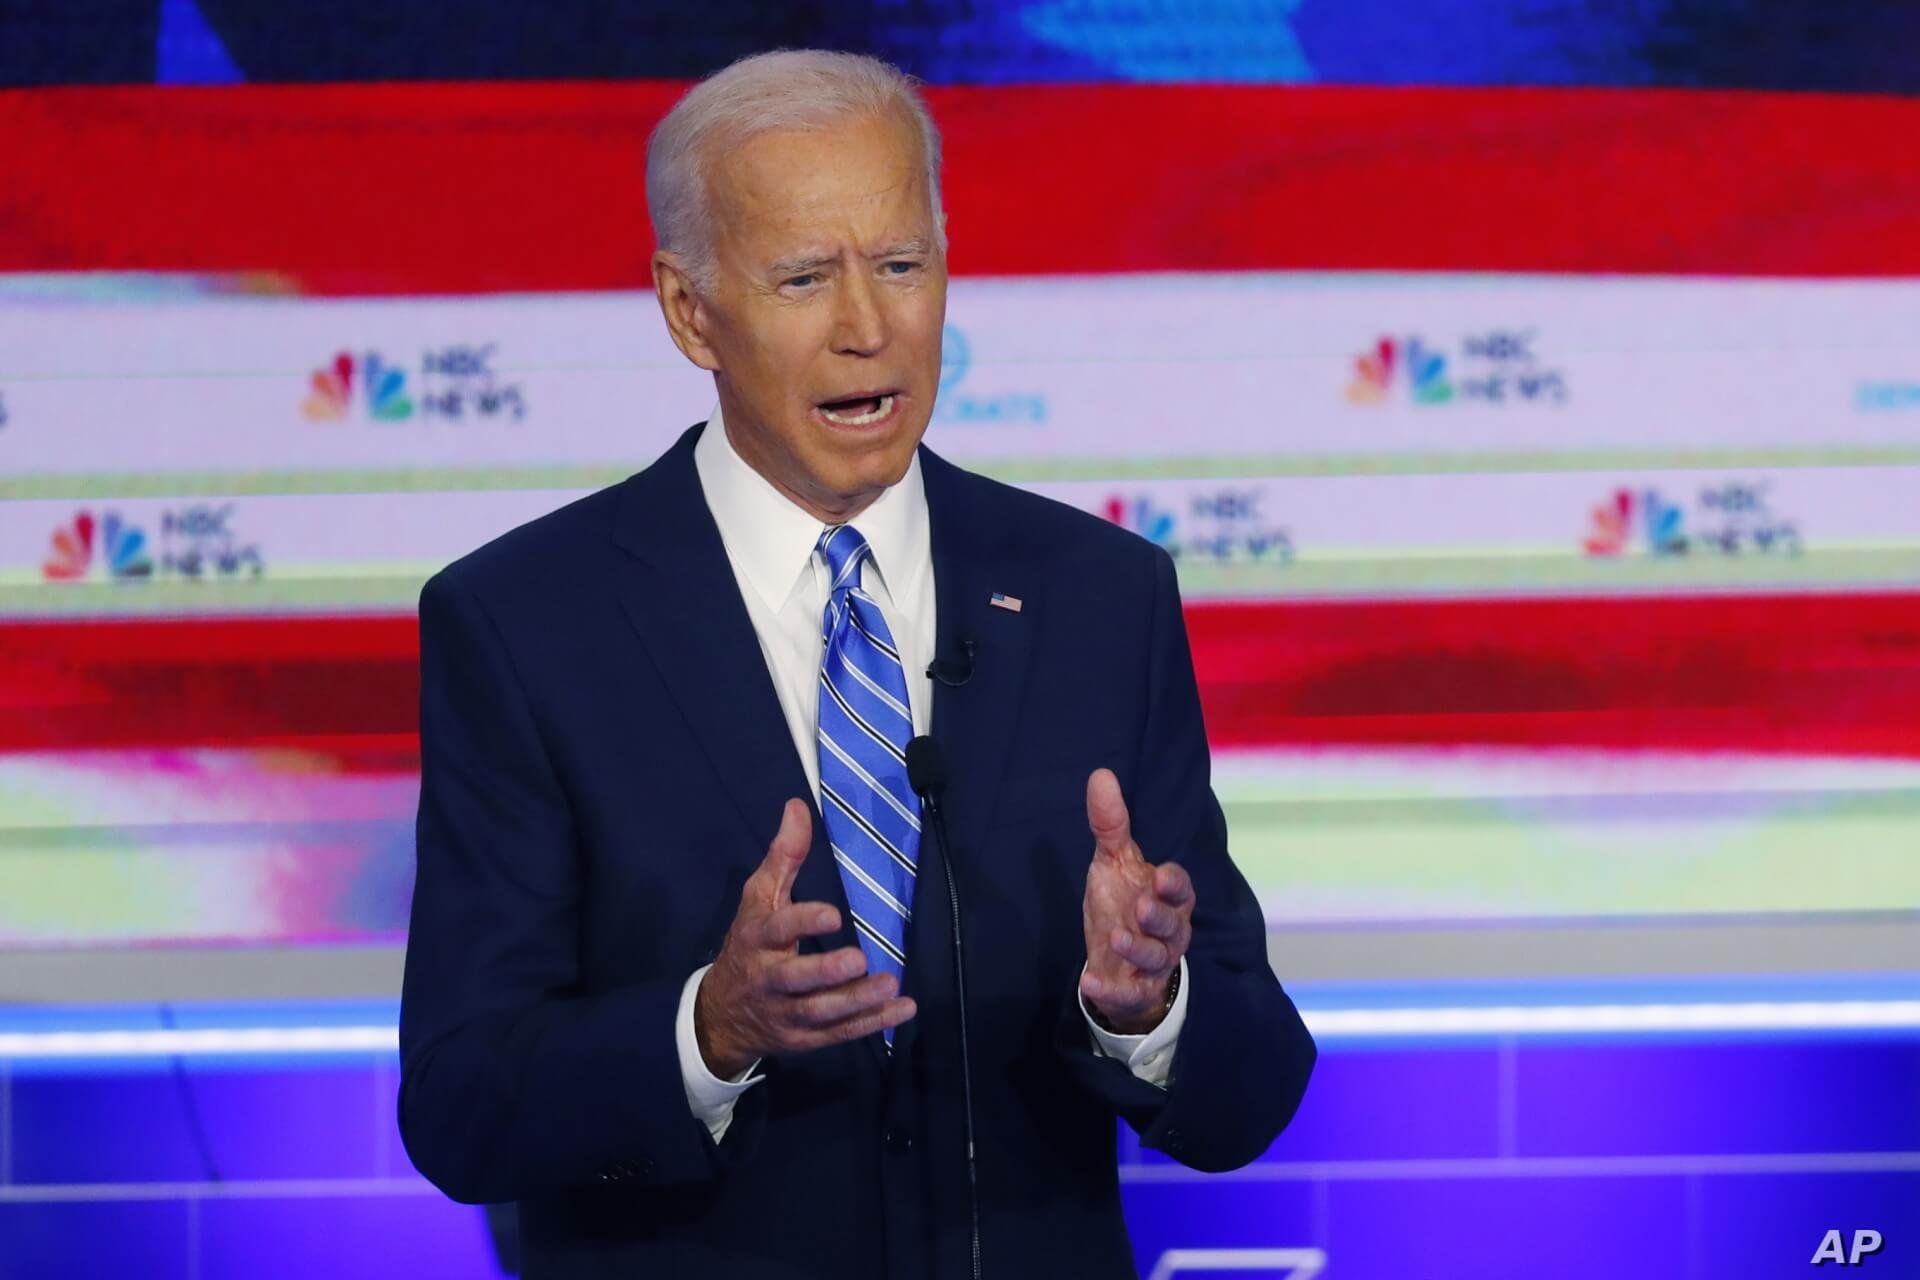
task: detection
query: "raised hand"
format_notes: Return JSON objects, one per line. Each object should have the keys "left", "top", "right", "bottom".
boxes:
{"left": 694, "top": 799, "right": 917, "bottom": 1078}
{"left": 1079, "top": 769, "right": 1195, "bottom": 1035}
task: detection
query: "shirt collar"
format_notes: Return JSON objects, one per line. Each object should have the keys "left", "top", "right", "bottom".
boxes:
{"left": 693, "top": 402, "right": 928, "bottom": 614}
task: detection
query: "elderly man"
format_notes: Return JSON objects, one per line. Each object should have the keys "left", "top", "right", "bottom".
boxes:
{"left": 399, "top": 49, "right": 1315, "bottom": 1280}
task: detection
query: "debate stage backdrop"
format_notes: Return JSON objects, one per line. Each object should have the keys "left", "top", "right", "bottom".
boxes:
{"left": 2, "top": 3, "right": 1918, "bottom": 1278}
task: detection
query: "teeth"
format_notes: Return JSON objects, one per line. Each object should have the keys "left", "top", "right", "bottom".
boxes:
{"left": 820, "top": 394, "right": 894, "bottom": 426}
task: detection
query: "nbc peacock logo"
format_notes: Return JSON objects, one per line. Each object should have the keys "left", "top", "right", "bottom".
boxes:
{"left": 1583, "top": 488, "right": 1688, "bottom": 557}
{"left": 42, "top": 511, "right": 154, "bottom": 581}
{"left": 302, "top": 351, "right": 415, "bottom": 422}
{"left": 1346, "top": 337, "right": 1454, "bottom": 406}
{"left": 1102, "top": 496, "right": 1178, "bottom": 549}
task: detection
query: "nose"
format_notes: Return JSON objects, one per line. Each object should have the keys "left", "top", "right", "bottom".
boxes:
{"left": 831, "top": 271, "right": 889, "bottom": 357}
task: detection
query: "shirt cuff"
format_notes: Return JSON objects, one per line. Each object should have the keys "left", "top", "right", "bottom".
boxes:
{"left": 1079, "top": 956, "right": 1189, "bottom": 1089}
{"left": 676, "top": 963, "right": 764, "bottom": 1143}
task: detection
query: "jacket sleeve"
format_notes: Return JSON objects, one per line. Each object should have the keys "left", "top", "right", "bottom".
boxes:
{"left": 1052, "top": 544, "right": 1316, "bottom": 1172}
{"left": 398, "top": 571, "right": 767, "bottom": 1204}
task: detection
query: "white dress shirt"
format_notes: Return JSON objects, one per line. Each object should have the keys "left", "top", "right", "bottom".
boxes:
{"left": 676, "top": 407, "right": 1189, "bottom": 1142}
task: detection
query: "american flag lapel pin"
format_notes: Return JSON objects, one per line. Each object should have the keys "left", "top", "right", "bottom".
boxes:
{"left": 989, "top": 592, "right": 1023, "bottom": 613}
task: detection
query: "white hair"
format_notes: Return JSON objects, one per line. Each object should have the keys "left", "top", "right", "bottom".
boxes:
{"left": 646, "top": 49, "right": 947, "bottom": 293}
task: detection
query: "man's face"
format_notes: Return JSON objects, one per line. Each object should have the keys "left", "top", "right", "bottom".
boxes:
{"left": 661, "top": 108, "right": 948, "bottom": 522}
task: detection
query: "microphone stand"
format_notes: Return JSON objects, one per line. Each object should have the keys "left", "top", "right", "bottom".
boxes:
{"left": 908, "top": 737, "right": 981, "bottom": 1280}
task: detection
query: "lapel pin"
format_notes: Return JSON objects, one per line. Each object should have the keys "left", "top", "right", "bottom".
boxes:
{"left": 989, "top": 592, "right": 1023, "bottom": 613}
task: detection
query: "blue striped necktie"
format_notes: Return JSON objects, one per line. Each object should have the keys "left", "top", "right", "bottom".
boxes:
{"left": 814, "top": 525, "right": 919, "bottom": 1043}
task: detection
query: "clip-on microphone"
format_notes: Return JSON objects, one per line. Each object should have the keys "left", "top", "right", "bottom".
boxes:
{"left": 906, "top": 736, "right": 981, "bottom": 1280}
{"left": 925, "top": 640, "right": 976, "bottom": 688}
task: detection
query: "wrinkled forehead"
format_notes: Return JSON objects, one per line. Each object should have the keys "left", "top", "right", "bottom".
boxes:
{"left": 705, "top": 110, "right": 936, "bottom": 253}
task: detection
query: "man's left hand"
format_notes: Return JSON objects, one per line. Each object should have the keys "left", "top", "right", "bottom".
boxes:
{"left": 1080, "top": 767, "right": 1195, "bottom": 1035}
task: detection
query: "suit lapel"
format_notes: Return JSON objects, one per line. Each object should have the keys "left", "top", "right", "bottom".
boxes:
{"left": 609, "top": 426, "right": 857, "bottom": 962}
{"left": 923, "top": 451, "right": 1040, "bottom": 871}
{"left": 891, "top": 447, "right": 1041, "bottom": 1069}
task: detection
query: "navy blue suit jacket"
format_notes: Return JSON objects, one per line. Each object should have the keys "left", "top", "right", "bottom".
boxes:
{"left": 399, "top": 425, "right": 1315, "bottom": 1279}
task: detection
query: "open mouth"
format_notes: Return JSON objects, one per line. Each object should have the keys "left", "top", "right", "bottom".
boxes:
{"left": 816, "top": 393, "right": 898, "bottom": 427}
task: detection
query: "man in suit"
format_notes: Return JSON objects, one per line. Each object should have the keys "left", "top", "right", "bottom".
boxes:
{"left": 399, "top": 48, "right": 1315, "bottom": 1279}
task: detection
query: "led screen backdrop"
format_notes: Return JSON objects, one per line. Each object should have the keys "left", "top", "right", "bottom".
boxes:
{"left": 3, "top": 3, "right": 1919, "bottom": 957}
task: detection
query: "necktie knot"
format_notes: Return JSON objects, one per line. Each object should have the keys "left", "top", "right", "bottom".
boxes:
{"left": 817, "top": 525, "right": 872, "bottom": 598}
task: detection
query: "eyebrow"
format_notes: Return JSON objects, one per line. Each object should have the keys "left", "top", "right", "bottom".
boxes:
{"left": 769, "top": 253, "right": 837, "bottom": 277}
{"left": 767, "top": 239, "right": 933, "bottom": 277}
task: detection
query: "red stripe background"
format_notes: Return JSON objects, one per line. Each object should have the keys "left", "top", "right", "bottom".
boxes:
{"left": 5, "top": 84, "right": 1920, "bottom": 292}
{"left": 9, "top": 593, "right": 1920, "bottom": 758}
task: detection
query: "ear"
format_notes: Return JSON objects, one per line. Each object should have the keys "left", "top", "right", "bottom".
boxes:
{"left": 651, "top": 250, "right": 721, "bottom": 373}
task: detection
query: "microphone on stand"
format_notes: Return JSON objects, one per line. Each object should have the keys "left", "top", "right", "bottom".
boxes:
{"left": 906, "top": 735, "right": 981, "bottom": 1280}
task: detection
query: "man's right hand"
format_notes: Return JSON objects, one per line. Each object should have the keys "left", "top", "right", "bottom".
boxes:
{"left": 694, "top": 798, "right": 917, "bottom": 1079}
